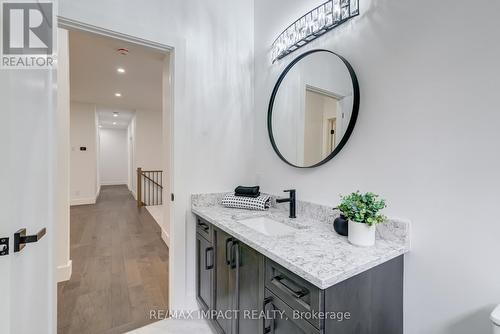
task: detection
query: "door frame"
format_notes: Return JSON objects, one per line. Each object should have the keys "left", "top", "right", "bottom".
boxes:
{"left": 55, "top": 15, "right": 183, "bottom": 329}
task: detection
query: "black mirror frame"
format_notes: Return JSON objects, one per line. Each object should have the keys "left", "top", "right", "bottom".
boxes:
{"left": 267, "top": 49, "right": 360, "bottom": 168}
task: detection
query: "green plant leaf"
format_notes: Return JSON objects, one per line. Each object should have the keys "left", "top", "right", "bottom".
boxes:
{"left": 337, "top": 191, "right": 387, "bottom": 225}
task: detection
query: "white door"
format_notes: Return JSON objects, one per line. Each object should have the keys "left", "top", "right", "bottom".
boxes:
{"left": 0, "top": 68, "right": 56, "bottom": 333}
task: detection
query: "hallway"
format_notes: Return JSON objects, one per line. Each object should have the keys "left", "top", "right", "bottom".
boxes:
{"left": 58, "top": 186, "right": 169, "bottom": 334}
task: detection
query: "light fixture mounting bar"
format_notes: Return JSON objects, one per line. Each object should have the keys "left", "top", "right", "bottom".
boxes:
{"left": 271, "top": 0, "right": 359, "bottom": 62}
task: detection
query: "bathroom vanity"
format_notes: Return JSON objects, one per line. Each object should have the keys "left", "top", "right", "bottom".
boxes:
{"left": 192, "top": 194, "right": 410, "bottom": 334}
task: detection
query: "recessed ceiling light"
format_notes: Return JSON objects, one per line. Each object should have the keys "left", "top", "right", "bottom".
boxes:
{"left": 115, "top": 92, "right": 122, "bottom": 97}
{"left": 113, "top": 122, "right": 117, "bottom": 125}
{"left": 117, "top": 67, "right": 125, "bottom": 74}
{"left": 113, "top": 112, "right": 119, "bottom": 117}
{"left": 116, "top": 48, "right": 129, "bottom": 56}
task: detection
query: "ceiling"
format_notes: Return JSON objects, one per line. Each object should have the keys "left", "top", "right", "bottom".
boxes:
{"left": 98, "top": 108, "right": 135, "bottom": 129}
{"left": 69, "top": 30, "right": 165, "bottom": 112}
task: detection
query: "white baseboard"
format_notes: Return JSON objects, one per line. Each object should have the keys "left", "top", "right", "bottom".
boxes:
{"left": 100, "top": 181, "right": 128, "bottom": 186}
{"left": 70, "top": 197, "right": 96, "bottom": 206}
{"left": 57, "top": 260, "right": 72, "bottom": 282}
{"left": 161, "top": 228, "right": 170, "bottom": 247}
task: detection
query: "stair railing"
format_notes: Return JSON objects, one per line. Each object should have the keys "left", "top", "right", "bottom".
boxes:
{"left": 137, "top": 167, "right": 163, "bottom": 207}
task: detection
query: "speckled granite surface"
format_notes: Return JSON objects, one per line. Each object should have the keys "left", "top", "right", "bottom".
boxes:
{"left": 191, "top": 193, "right": 410, "bottom": 289}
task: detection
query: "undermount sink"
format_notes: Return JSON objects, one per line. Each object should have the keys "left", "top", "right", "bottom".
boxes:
{"left": 237, "top": 216, "right": 297, "bottom": 236}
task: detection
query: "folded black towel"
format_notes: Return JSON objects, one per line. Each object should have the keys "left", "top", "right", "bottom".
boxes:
{"left": 234, "top": 192, "right": 261, "bottom": 198}
{"left": 235, "top": 185, "right": 260, "bottom": 197}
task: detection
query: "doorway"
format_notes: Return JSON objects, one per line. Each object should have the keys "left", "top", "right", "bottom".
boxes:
{"left": 304, "top": 87, "right": 341, "bottom": 166}
{"left": 57, "top": 26, "right": 173, "bottom": 334}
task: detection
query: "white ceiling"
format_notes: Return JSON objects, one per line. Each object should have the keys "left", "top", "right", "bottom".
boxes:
{"left": 69, "top": 30, "right": 165, "bottom": 112}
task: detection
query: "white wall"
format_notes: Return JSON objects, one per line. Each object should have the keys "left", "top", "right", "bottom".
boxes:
{"left": 162, "top": 54, "right": 172, "bottom": 246}
{"left": 70, "top": 102, "right": 98, "bottom": 205}
{"left": 129, "top": 109, "right": 163, "bottom": 196}
{"left": 127, "top": 116, "right": 136, "bottom": 193}
{"left": 254, "top": 1, "right": 500, "bottom": 333}
{"left": 95, "top": 110, "right": 101, "bottom": 196}
{"left": 99, "top": 128, "right": 128, "bottom": 185}
{"left": 55, "top": 28, "right": 72, "bottom": 282}
{"left": 59, "top": 0, "right": 255, "bottom": 311}
{"left": 135, "top": 109, "right": 163, "bottom": 170}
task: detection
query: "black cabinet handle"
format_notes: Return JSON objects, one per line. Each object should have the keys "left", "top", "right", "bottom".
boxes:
{"left": 14, "top": 228, "right": 46, "bottom": 252}
{"left": 225, "top": 238, "right": 233, "bottom": 265}
{"left": 271, "top": 274, "right": 308, "bottom": 299}
{"left": 262, "top": 296, "right": 275, "bottom": 334}
{"left": 229, "top": 241, "right": 239, "bottom": 269}
{"left": 197, "top": 220, "right": 210, "bottom": 232}
{"left": 233, "top": 242, "right": 241, "bottom": 333}
{"left": 205, "top": 247, "right": 214, "bottom": 270}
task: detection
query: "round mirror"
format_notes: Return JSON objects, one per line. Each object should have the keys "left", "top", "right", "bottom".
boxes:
{"left": 268, "top": 49, "right": 359, "bottom": 168}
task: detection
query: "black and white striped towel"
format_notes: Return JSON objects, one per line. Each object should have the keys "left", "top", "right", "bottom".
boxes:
{"left": 222, "top": 193, "right": 270, "bottom": 211}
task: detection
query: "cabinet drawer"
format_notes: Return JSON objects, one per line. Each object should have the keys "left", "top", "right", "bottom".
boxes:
{"left": 196, "top": 217, "right": 212, "bottom": 241}
{"left": 265, "top": 259, "right": 323, "bottom": 330}
{"left": 264, "top": 289, "right": 319, "bottom": 334}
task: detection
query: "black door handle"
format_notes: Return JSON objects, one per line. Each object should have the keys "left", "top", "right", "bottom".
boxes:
{"left": 14, "top": 228, "right": 46, "bottom": 252}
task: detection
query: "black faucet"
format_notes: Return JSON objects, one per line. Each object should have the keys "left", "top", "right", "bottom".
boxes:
{"left": 276, "top": 189, "right": 296, "bottom": 218}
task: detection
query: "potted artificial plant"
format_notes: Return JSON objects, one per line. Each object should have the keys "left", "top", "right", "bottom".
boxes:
{"left": 338, "top": 191, "right": 387, "bottom": 247}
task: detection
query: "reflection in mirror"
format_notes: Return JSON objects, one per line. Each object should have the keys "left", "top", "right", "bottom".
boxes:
{"left": 269, "top": 50, "right": 358, "bottom": 168}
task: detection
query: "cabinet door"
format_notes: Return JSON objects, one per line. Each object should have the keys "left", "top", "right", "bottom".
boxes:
{"left": 233, "top": 241, "right": 264, "bottom": 334}
{"left": 196, "top": 233, "right": 214, "bottom": 310}
{"left": 264, "top": 290, "right": 319, "bottom": 334}
{"left": 215, "top": 228, "right": 234, "bottom": 334}
{"left": 324, "top": 255, "right": 404, "bottom": 334}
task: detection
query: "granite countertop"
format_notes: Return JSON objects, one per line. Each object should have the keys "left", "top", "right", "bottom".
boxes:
{"left": 191, "top": 193, "right": 410, "bottom": 290}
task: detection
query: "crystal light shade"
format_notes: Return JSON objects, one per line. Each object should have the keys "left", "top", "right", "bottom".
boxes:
{"left": 271, "top": 0, "right": 359, "bottom": 62}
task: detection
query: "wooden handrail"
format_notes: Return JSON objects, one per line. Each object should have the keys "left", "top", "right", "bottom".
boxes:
{"left": 137, "top": 167, "right": 163, "bottom": 208}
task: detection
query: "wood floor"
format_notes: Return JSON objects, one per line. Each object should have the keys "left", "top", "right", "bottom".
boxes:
{"left": 58, "top": 185, "right": 169, "bottom": 334}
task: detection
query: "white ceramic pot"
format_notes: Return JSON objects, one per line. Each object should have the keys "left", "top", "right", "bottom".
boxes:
{"left": 348, "top": 220, "right": 376, "bottom": 247}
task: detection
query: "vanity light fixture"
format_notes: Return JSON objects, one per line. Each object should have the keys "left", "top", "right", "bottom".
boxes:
{"left": 117, "top": 67, "right": 125, "bottom": 73}
{"left": 114, "top": 92, "right": 122, "bottom": 97}
{"left": 113, "top": 112, "right": 119, "bottom": 117}
{"left": 271, "top": 0, "right": 359, "bottom": 62}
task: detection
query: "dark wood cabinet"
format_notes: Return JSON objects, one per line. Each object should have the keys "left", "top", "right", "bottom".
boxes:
{"left": 235, "top": 242, "right": 264, "bottom": 334}
{"left": 196, "top": 226, "right": 214, "bottom": 311}
{"left": 265, "top": 259, "right": 323, "bottom": 330}
{"left": 195, "top": 215, "right": 404, "bottom": 334}
{"left": 212, "top": 227, "right": 265, "bottom": 334}
{"left": 214, "top": 228, "right": 234, "bottom": 334}
{"left": 264, "top": 289, "right": 319, "bottom": 334}
{"left": 324, "top": 256, "right": 404, "bottom": 334}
